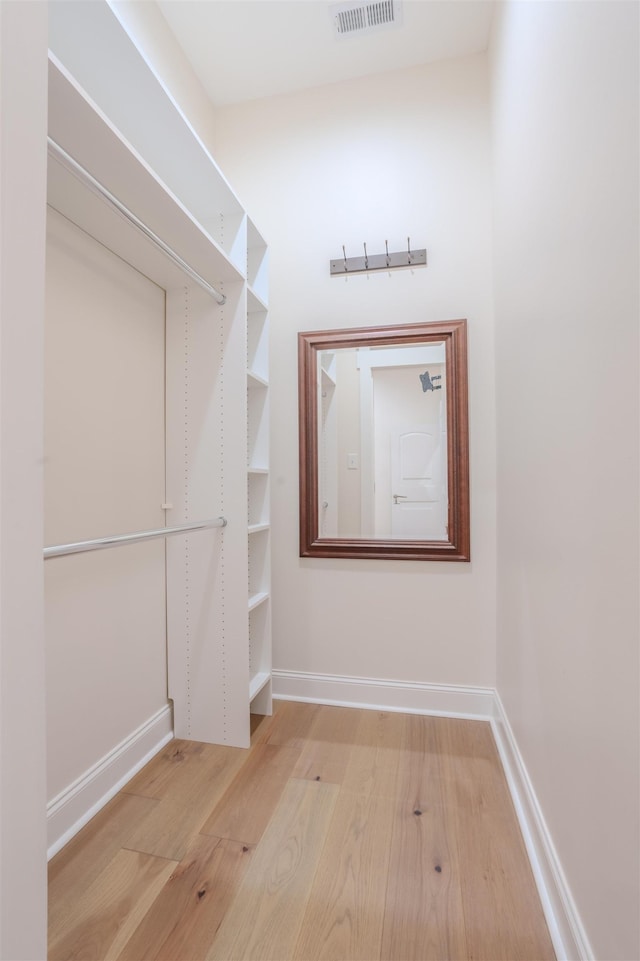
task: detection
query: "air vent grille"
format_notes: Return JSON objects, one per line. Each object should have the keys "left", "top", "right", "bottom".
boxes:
{"left": 331, "top": 1, "right": 402, "bottom": 39}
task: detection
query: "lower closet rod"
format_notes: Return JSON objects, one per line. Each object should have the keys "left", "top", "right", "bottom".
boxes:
{"left": 47, "top": 137, "right": 227, "bottom": 307}
{"left": 44, "top": 517, "right": 227, "bottom": 559}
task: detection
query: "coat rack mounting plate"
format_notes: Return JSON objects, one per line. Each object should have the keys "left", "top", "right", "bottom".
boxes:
{"left": 330, "top": 246, "right": 427, "bottom": 276}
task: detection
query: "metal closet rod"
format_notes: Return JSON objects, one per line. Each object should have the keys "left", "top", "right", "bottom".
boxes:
{"left": 47, "top": 137, "right": 227, "bottom": 306}
{"left": 43, "top": 517, "right": 227, "bottom": 559}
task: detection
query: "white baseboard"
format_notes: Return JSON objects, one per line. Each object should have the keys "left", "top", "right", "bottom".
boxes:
{"left": 272, "top": 669, "right": 495, "bottom": 719}
{"left": 490, "top": 695, "right": 594, "bottom": 961}
{"left": 273, "top": 668, "right": 591, "bottom": 961}
{"left": 47, "top": 703, "right": 173, "bottom": 860}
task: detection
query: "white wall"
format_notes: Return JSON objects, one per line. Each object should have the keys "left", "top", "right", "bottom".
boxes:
{"left": 490, "top": 3, "right": 639, "bottom": 959}
{"left": 214, "top": 56, "right": 496, "bottom": 687}
{"left": 0, "top": 2, "right": 48, "bottom": 958}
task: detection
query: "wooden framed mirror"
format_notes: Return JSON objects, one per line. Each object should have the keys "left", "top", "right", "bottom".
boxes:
{"left": 298, "top": 320, "right": 470, "bottom": 560}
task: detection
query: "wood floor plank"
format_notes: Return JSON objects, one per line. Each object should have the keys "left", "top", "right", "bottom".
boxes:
{"left": 394, "top": 711, "right": 451, "bottom": 805}
{"left": 260, "top": 699, "right": 322, "bottom": 749}
{"left": 201, "top": 743, "right": 300, "bottom": 845}
{"left": 49, "top": 848, "right": 176, "bottom": 961}
{"left": 123, "top": 739, "right": 241, "bottom": 801}
{"left": 48, "top": 793, "right": 160, "bottom": 937}
{"left": 124, "top": 745, "right": 246, "bottom": 860}
{"left": 381, "top": 715, "right": 468, "bottom": 960}
{"left": 293, "top": 790, "right": 395, "bottom": 960}
{"left": 206, "top": 778, "right": 339, "bottom": 960}
{"left": 341, "top": 709, "right": 404, "bottom": 798}
{"left": 291, "top": 704, "right": 359, "bottom": 785}
{"left": 381, "top": 801, "right": 468, "bottom": 960}
{"left": 440, "top": 719, "right": 556, "bottom": 961}
{"left": 116, "top": 834, "right": 252, "bottom": 961}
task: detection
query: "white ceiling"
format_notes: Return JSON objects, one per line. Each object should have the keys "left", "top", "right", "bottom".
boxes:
{"left": 157, "top": 0, "right": 495, "bottom": 106}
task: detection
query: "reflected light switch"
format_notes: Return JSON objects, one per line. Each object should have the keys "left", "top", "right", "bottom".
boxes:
{"left": 347, "top": 453, "right": 359, "bottom": 470}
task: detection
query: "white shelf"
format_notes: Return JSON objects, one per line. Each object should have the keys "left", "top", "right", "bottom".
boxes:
{"left": 248, "top": 467, "right": 269, "bottom": 475}
{"left": 247, "top": 286, "right": 268, "bottom": 313}
{"left": 248, "top": 525, "right": 269, "bottom": 596}
{"left": 247, "top": 305, "right": 269, "bottom": 384}
{"left": 248, "top": 471, "right": 269, "bottom": 527}
{"left": 248, "top": 523, "right": 270, "bottom": 535}
{"left": 247, "top": 383, "right": 269, "bottom": 470}
{"left": 247, "top": 219, "right": 269, "bottom": 304}
{"left": 321, "top": 368, "right": 337, "bottom": 390}
{"left": 48, "top": 57, "right": 242, "bottom": 293}
{"left": 248, "top": 591, "right": 270, "bottom": 612}
{"left": 247, "top": 370, "right": 269, "bottom": 389}
{"left": 49, "top": 2, "right": 247, "bottom": 271}
{"left": 249, "top": 670, "right": 271, "bottom": 701}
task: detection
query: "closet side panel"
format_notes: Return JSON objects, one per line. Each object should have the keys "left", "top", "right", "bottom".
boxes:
{"left": 0, "top": 1, "right": 48, "bottom": 955}
{"left": 44, "top": 209, "right": 169, "bottom": 801}
{"left": 166, "top": 281, "right": 249, "bottom": 747}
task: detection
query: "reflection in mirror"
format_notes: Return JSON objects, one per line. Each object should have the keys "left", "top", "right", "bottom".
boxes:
{"left": 299, "top": 321, "right": 469, "bottom": 561}
{"left": 318, "top": 343, "right": 447, "bottom": 540}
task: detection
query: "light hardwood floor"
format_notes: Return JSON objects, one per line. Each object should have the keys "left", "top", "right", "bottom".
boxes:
{"left": 48, "top": 701, "right": 556, "bottom": 960}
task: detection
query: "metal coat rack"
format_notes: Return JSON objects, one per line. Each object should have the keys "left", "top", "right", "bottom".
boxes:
{"left": 330, "top": 238, "right": 427, "bottom": 276}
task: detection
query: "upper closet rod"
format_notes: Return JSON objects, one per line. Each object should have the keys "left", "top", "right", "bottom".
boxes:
{"left": 44, "top": 517, "right": 227, "bottom": 559}
{"left": 47, "top": 137, "right": 227, "bottom": 306}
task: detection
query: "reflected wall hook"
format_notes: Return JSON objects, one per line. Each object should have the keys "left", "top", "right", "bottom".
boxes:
{"left": 363, "top": 242, "right": 369, "bottom": 269}
{"left": 385, "top": 239, "right": 390, "bottom": 267}
{"left": 342, "top": 245, "right": 348, "bottom": 272}
{"left": 407, "top": 236, "right": 412, "bottom": 264}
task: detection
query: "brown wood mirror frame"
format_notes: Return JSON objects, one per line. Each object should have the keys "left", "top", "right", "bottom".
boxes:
{"left": 298, "top": 319, "right": 470, "bottom": 561}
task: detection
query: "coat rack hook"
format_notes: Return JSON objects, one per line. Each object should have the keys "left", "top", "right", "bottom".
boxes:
{"left": 407, "top": 236, "right": 412, "bottom": 264}
{"left": 342, "top": 245, "right": 348, "bottom": 272}
{"left": 385, "top": 239, "right": 390, "bottom": 267}
{"left": 363, "top": 242, "right": 369, "bottom": 269}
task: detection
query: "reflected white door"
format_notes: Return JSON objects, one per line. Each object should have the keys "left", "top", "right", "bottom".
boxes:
{"left": 390, "top": 422, "right": 447, "bottom": 538}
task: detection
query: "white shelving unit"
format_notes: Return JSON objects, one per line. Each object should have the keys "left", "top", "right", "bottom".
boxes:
{"left": 47, "top": 3, "right": 271, "bottom": 750}
{"left": 247, "top": 221, "right": 272, "bottom": 717}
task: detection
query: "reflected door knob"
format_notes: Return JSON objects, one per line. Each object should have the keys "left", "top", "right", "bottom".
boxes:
{"left": 393, "top": 494, "right": 407, "bottom": 505}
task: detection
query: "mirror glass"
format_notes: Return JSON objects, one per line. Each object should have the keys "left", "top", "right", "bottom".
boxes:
{"left": 299, "top": 321, "right": 470, "bottom": 561}
{"left": 317, "top": 342, "right": 447, "bottom": 539}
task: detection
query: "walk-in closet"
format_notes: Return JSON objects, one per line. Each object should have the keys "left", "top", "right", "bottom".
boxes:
{"left": 1, "top": 1, "right": 637, "bottom": 959}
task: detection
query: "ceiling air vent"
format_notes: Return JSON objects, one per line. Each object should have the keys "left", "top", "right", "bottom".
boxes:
{"left": 331, "top": 0, "right": 403, "bottom": 39}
